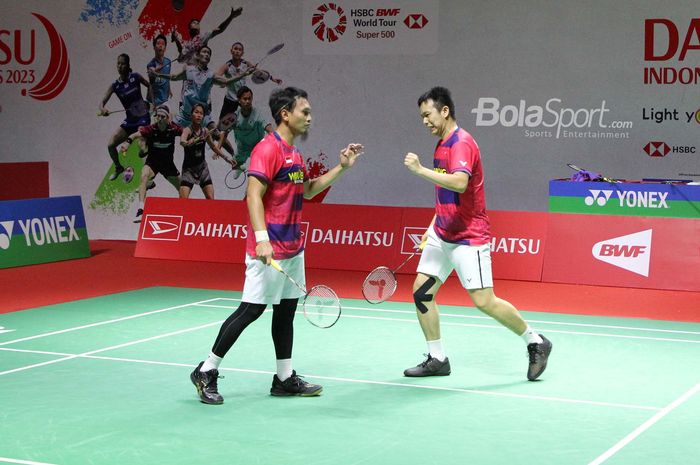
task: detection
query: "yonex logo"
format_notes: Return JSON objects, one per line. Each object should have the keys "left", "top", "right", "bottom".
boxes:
{"left": 312, "top": 3, "right": 347, "bottom": 42}
{"left": 644, "top": 141, "right": 670, "bottom": 157}
{"left": 585, "top": 189, "right": 614, "bottom": 206}
{"left": 141, "top": 215, "right": 183, "bottom": 241}
{"left": 401, "top": 227, "right": 427, "bottom": 255}
{"left": 592, "top": 229, "right": 652, "bottom": 277}
{"left": 404, "top": 13, "right": 429, "bottom": 29}
{"left": 0, "top": 220, "right": 14, "bottom": 250}
{"left": 458, "top": 160, "right": 468, "bottom": 167}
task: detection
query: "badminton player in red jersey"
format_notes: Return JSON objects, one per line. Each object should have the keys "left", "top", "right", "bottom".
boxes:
{"left": 403, "top": 87, "right": 552, "bottom": 381}
{"left": 190, "top": 87, "right": 364, "bottom": 404}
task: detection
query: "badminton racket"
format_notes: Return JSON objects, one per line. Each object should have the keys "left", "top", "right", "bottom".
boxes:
{"left": 270, "top": 259, "right": 341, "bottom": 328}
{"left": 250, "top": 69, "right": 271, "bottom": 84}
{"left": 567, "top": 163, "right": 616, "bottom": 183}
{"left": 98, "top": 100, "right": 150, "bottom": 118}
{"left": 254, "top": 43, "right": 284, "bottom": 67}
{"left": 362, "top": 238, "right": 427, "bottom": 304}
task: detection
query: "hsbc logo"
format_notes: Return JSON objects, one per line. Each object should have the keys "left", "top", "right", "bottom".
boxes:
{"left": 592, "top": 229, "right": 652, "bottom": 277}
{"left": 141, "top": 215, "right": 183, "bottom": 241}
{"left": 644, "top": 141, "right": 670, "bottom": 157}
{"left": 585, "top": 189, "right": 614, "bottom": 206}
{"left": 402, "top": 227, "right": 427, "bottom": 254}
{"left": 404, "top": 13, "right": 428, "bottom": 29}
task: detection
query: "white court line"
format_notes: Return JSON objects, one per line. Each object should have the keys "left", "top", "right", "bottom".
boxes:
{"left": 0, "top": 320, "right": 223, "bottom": 377}
{"left": 587, "top": 381, "right": 700, "bottom": 465}
{"left": 201, "top": 299, "right": 700, "bottom": 336}
{"left": 0, "top": 458, "right": 57, "bottom": 465}
{"left": 0, "top": 298, "right": 220, "bottom": 347}
{"left": 198, "top": 302, "right": 700, "bottom": 344}
{"left": 0, "top": 347, "right": 660, "bottom": 412}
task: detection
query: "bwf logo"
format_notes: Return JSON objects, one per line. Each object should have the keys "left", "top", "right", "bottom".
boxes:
{"left": 312, "top": 3, "right": 347, "bottom": 42}
{"left": 141, "top": 215, "right": 183, "bottom": 241}
{"left": 585, "top": 189, "right": 614, "bottom": 206}
{"left": 592, "top": 229, "right": 652, "bottom": 277}
{"left": 401, "top": 227, "right": 427, "bottom": 255}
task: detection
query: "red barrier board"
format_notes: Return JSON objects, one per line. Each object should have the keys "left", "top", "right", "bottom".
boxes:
{"left": 542, "top": 213, "right": 700, "bottom": 291}
{"left": 135, "top": 198, "right": 548, "bottom": 283}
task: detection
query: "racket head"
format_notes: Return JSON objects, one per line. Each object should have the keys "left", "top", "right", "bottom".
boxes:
{"left": 251, "top": 69, "right": 271, "bottom": 84}
{"left": 224, "top": 168, "right": 247, "bottom": 189}
{"left": 266, "top": 43, "right": 285, "bottom": 55}
{"left": 362, "top": 266, "right": 398, "bottom": 304}
{"left": 303, "top": 284, "right": 341, "bottom": 328}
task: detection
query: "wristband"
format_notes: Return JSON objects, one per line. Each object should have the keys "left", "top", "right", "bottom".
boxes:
{"left": 254, "top": 230, "right": 270, "bottom": 243}
{"left": 126, "top": 137, "right": 133, "bottom": 144}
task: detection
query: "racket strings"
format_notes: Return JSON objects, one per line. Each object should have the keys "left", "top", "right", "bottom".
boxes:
{"left": 304, "top": 285, "right": 341, "bottom": 328}
{"left": 362, "top": 267, "right": 398, "bottom": 304}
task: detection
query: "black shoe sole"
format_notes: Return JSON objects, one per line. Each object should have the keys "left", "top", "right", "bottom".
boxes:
{"left": 403, "top": 371, "right": 451, "bottom": 377}
{"left": 270, "top": 387, "right": 323, "bottom": 397}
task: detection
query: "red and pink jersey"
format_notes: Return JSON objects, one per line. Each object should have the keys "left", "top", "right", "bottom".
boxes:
{"left": 432, "top": 127, "right": 491, "bottom": 245}
{"left": 246, "top": 132, "right": 308, "bottom": 259}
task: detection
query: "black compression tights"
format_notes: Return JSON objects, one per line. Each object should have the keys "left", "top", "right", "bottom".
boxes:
{"left": 210, "top": 299, "right": 299, "bottom": 360}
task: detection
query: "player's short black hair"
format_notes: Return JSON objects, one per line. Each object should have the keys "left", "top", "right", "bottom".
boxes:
{"left": 269, "top": 87, "right": 308, "bottom": 125}
{"left": 188, "top": 18, "right": 199, "bottom": 28}
{"left": 231, "top": 41, "right": 244, "bottom": 49}
{"left": 192, "top": 103, "right": 206, "bottom": 113}
{"left": 199, "top": 45, "right": 212, "bottom": 56}
{"left": 152, "top": 34, "right": 167, "bottom": 48}
{"left": 236, "top": 86, "right": 252, "bottom": 100}
{"left": 418, "top": 86, "right": 456, "bottom": 119}
{"left": 117, "top": 53, "right": 132, "bottom": 74}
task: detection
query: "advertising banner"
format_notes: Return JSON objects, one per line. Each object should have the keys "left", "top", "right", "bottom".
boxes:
{"left": 0, "top": 196, "right": 89, "bottom": 269}
{"left": 135, "top": 198, "right": 547, "bottom": 282}
{"left": 542, "top": 213, "right": 700, "bottom": 291}
{"left": 549, "top": 180, "right": 700, "bottom": 218}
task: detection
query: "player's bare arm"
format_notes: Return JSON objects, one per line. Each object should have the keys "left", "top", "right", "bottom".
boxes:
{"left": 304, "top": 143, "right": 364, "bottom": 199}
{"left": 404, "top": 152, "right": 468, "bottom": 193}
{"left": 246, "top": 176, "right": 273, "bottom": 264}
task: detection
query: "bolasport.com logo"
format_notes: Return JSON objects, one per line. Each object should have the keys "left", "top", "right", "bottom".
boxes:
{"left": 0, "top": 12, "right": 70, "bottom": 101}
{"left": 592, "top": 229, "right": 652, "bottom": 277}
{"left": 470, "top": 97, "right": 633, "bottom": 140}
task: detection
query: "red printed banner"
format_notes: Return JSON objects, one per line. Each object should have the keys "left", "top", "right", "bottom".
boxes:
{"left": 543, "top": 213, "right": 700, "bottom": 291}
{"left": 135, "top": 198, "right": 548, "bottom": 282}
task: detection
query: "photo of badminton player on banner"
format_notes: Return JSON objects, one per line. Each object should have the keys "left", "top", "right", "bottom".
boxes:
{"left": 189, "top": 87, "right": 364, "bottom": 404}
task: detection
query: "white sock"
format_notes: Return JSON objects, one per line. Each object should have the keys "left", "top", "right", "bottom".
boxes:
{"left": 427, "top": 339, "right": 446, "bottom": 361}
{"left": 276, "top": 359, "right": 293, "bottom": 381}
{"left": 520, "top": 326, "right": 543, "bottom": 345}
{"left": 200, "top": 352, "right": 222, "bottom": 372}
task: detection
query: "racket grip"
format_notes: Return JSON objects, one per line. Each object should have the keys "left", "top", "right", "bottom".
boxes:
{"left": 269, "top": 259, "right": 282, "bottom": 272}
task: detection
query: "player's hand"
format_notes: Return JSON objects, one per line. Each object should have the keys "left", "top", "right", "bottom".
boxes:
{"left": 232, "top": 6, "right": 243, "bottom": 18}
{"left": 98, "top": 109, "right": 109, "bottom": 117}
{"left": 340, "top": 143, "right": 364, "bottom": 168}
{"left": 404, "top": 152, "right": 423, "bottom": 174}
{"left": 117, "top": 142, "right": 130, "bottom": 154}
{"left": 272, "top": 78, "right": 283, "bottom": 85}
{"left": 255, "top": 241, "right": 274, "bottom": 265}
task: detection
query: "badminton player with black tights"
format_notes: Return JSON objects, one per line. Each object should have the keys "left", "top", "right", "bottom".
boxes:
{"left": 402, "top": 87, "right": 552, "bottom": 380}
{"left": 191, "top": 87, "right": 364, "bottom": 404}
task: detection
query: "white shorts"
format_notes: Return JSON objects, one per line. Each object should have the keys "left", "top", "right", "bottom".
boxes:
{"left": 240, "top": 252, "right": 306, "bottom": 305}
{"left": 416, "top": 226, "right": 493, "bottom": 290}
